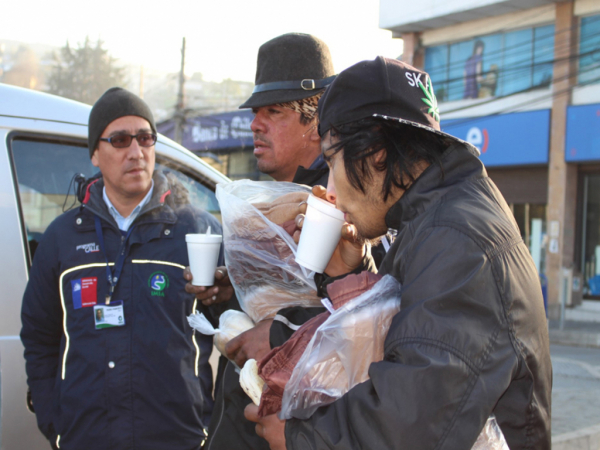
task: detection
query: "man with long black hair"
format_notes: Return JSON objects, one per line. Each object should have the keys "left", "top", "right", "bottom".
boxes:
{"left": 247, "top": 57, "right": 552, "bottom": 450}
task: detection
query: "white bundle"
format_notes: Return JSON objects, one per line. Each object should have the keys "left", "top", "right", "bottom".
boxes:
{"left": 187, "top": 309, "right": 254, "bottom": 357}
{"left": 239, "top": 359, "right": 265, "bottom": 406}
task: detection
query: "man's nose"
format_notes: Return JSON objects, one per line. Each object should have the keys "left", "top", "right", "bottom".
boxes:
{"left": 126, "top": 138, "right": 144, "bottom": 159}
{"left": 250, "top": 113, "right": 264, "bottom": 133}
{"left": 326, "top": 171, "right": 337, "bottom": 204}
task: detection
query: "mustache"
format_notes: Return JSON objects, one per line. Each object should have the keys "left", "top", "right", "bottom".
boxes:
{"left": 253, "top": 133, "right": 272, "bottom": 146}
{"left": 124, "top": 163, "right": 147, "bottom": 172}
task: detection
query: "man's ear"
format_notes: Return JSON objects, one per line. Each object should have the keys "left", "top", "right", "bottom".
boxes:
{"left": 373, "top": 148, "right": 386, "bottom": 164}
{"left": 308, "top": 121, "right": 320, "bottom": 142}
{"left": 91, "top": 149, "right": 100, "bottom": 168}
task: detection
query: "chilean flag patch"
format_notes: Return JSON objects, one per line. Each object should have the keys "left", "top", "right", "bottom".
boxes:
{"left": 71, "top": 277, "right": 98, "bottom": 309}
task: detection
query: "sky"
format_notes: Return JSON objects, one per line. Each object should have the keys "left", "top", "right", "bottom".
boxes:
{"left": 4, "top": 0, "right": 403, "bottom": 82}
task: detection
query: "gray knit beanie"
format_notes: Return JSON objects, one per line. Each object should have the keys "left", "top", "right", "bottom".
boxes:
{"left": 88, "top": 87, "right": 156, "bottom": 157}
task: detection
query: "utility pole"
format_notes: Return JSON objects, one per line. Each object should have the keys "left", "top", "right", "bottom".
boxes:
{"left": 174, "top": 37, "right": 186, "bottom": 144}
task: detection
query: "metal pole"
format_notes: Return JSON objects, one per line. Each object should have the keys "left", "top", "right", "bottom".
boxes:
{"left": 559, "top": 270, "right": 566, "bottom": 330}
{"left": 581, "top": 175, "right": 589, "bottom": 284}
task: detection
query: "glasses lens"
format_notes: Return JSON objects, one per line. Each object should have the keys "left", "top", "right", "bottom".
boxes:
{"left": 110, "top": 134, "right": 133, "bottom": 148}
{"left": 136, "top": 133, "right": 157, "bottom": 147}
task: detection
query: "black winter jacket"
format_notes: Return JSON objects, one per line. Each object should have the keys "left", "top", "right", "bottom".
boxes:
{"left": 21, "top": 171, "right": 220, "bottom": 450}
{"left": 204, "top": 156, "right": 329, "bottom": 450}
{"left": 286, "top": 144, "right": 552, "bottom": 449}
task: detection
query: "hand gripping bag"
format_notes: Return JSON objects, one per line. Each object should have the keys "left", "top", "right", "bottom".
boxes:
{"left": 278, "top": 272, "right": 509, "bottom": 449}
{"left": 280, "top": 274, "right": 402, "bottom": 420}
{"left": 216, "top": 180, "right": 321, "bottom": 323}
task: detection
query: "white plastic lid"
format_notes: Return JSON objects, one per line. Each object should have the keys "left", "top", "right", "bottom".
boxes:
{"left": 306, "top": 195, "right": 344, "bottom": 221}
{"left": 186, "top": 227, "right": 222, "bottom": 244}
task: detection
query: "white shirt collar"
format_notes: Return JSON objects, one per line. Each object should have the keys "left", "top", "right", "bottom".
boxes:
{"left": 102, "top": 180, "right": 154, "bottom": 231}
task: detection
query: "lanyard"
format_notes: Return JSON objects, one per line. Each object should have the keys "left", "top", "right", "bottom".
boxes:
{"left": 94, "top": 215, "right": 135, "bottom": 305}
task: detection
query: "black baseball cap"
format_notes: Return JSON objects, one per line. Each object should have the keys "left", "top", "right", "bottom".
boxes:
{"left": 318, "top": 56, "right": 479, "bottom": 155}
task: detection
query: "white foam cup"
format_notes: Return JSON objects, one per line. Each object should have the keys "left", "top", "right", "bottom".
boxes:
{"left": 295, "top": 195, "right": 345, "bottom": 273}
{"left": 186, "top": 226, "right": 223, "bottom": 286}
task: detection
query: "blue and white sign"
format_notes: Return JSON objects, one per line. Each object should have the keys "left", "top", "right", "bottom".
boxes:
{"left": 442, "top": 109, "right": 551, "bottom": 167}
{"left": 565, "top": 103, "right": 600, "bottom": 162}
{"left": 158, "top": 110, "right": 254, "bottom": 151}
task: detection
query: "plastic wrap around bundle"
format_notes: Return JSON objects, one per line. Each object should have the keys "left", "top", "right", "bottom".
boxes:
{"left": 216, "top": 180, "right": 321, "bottom": 323}
{"left": 187, "top": 310, "right": 254, "bottom": 358}
{"left": 280, "top": 275, "right": 402, "bottom": 420}
{"left": 472, "top": 416, "right": 509, "bottom": 450}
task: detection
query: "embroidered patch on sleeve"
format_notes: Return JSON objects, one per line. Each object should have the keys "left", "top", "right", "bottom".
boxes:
{"left": 71, "top": 277, "right": 98, "bottom": 309}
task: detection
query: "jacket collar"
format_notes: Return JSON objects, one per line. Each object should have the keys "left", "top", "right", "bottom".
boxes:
{"left": 82, "top": 171, "right": 177, "bottom": 227}
{"left": 384, "top": 143, "right": 487, "bottom": 231}
{"left": 292, "top": 154, "right": 329, "bottom": 187}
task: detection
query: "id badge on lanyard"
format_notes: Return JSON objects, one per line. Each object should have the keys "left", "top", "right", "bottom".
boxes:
{"left": 94, "top": 215, "right": 133, "bottom": 329}
{"left": 94, "top": 301, "right": 125, "bottom": 329}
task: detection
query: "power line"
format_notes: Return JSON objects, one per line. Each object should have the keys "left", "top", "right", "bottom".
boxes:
{"left": 440, "top": 69, "right": 600, "bottom": 130}
{"left": 424, "top": 19, "right": 600, "bottom": 80}
{"left": 431, "top": 44, "right": 599, "bottom": 92}
{"left": 442, "top": 57, "right": 600, "bottom": 117}
{"left": 425, "top": 6, "right": 600, "bottom": 72}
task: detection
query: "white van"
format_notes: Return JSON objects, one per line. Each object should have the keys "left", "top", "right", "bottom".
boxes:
{"left": 0, "top": 84, "right": 229, "bottom": 449}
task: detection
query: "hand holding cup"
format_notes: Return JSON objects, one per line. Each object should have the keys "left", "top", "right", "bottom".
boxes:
{"left": 184, "top": 227, "right": 228, "bottom": 305}
{"left": 294, "top": 186, "right": 365, "bottom": 277}
{"left": 184, "top": 266, "right": 233, "bottom": 306}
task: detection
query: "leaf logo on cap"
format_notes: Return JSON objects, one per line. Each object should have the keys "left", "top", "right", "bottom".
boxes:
{"left": 419, "top": 78, "right": 440, "bottom": 123}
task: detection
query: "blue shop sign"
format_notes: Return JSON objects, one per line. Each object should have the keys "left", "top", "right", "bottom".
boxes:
{"left": 565, "top": 103, "right": 600, "bottom": 162}
{"left": 158, "top": 110, "right": 254, "bottom": 151}
{"left": 442, "top": 109, "right": 550, "bottom": 167}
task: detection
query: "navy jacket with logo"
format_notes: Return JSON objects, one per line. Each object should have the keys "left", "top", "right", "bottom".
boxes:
{"left": 21, "top": 171, "right": 220, "bottom": 450}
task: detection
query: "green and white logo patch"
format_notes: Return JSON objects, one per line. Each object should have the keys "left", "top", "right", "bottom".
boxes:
{"left": 148, "top": 271, "right": 169, "bottom": 296}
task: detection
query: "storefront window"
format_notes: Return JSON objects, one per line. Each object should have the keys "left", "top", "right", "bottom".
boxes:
{"left": 424, "top": 45, "right": 449, "bottom": 101}
{"left": 581, "top": 174, "right": 600, "bottom": 296}
{"left": 579, "top": 14, "right": 600, "bottom": 85}
{"left": 425, "top": 24, "right": 555, "bottom": 102}
{"left": 511, "top": 203, "right": 547, "bottom": 276}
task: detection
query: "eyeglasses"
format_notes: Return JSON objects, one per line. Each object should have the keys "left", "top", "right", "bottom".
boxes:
{"left": 99, "top": 132, "right": 157, "bottom": 148}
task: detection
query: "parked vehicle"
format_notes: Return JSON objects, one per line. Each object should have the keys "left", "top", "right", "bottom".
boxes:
{"left": 0, "top": 84, "right": 229, "bottom": 449}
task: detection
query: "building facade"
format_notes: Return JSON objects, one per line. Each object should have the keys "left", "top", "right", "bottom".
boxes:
{"left": 380, "top": 0, "right": 600, "bottom": 318}
{"left": 157, "top": 110, "right": 267, "bottom": 181}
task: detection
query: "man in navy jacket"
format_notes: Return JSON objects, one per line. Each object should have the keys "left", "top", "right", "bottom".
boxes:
{"left": 21, "top": 87, "right": 219, "bottom": 450}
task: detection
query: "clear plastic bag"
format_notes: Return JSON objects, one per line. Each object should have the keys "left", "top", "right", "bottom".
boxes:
{"left": 472, "top": 416, "right": 509, "bottom": 450}
{"left": 216, "top": 180, "right": 321, "bottom": 322}
{"left": 280, "top": 274, "right": 402, "bottom": 420}
{"left": 187, "top": 310, "right": 254, "bottom": 357}
{"left": 277, "top": 269, "right": 509, "bottom": 449}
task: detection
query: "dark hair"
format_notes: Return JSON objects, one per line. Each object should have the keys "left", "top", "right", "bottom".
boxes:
{"left": 324, "top": 118, "right": 451, "bottom": 201}
{"left": 474, "top": 40, "right": 485, "bottom": 53}
{"left": 299, "top": 111, "right": 316, "bottom": 126}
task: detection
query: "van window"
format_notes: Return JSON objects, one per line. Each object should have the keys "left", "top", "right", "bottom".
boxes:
{"left": 10, "top": 136, "right": 222, "bottom": 265}
{"left": 155, "top": 161, "right": 221, "bottom": 222}
{"left": 10, "top": 137, "right": 97, "bottom": 262}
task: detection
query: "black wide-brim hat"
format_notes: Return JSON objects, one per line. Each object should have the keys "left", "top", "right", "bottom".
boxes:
{"left": 318, "top": 56, "right": 479, "bottom": 156}
{"left": 239, "top": 33, "right": 336, "bottom": 109}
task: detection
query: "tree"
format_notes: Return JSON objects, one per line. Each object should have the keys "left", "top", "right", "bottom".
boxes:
{"left": 2, "top": 45, "right": 41, "bottom": 90}
{"left": 47, "top": 37, "right": 125, "bottom": 105}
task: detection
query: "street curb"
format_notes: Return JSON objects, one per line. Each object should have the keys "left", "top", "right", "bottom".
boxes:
{"left": 549, "top": 329, "right": 600, "bottom": 348}
{"left": 552, "top": 423, "right": 600, "bottom": 450}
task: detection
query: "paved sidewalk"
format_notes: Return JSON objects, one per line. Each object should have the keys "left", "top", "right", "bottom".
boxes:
{"left": 549, "top": 299, "right": 600, "bottom": 349}
{"left": 549, "top": 300, "right": 600, "bottom": 450}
